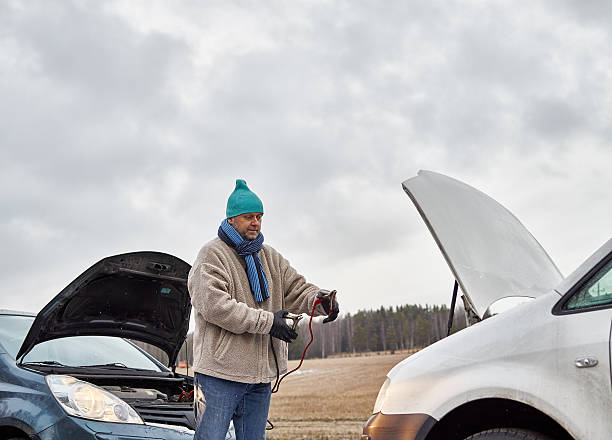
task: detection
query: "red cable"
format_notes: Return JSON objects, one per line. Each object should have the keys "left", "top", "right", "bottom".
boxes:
{"left": 271, "top": 298, "right": 324, "bottom": 393}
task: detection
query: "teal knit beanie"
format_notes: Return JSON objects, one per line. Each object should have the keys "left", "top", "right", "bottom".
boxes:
{"left": 226, "top": 179, "right": 264, "bottom": 218}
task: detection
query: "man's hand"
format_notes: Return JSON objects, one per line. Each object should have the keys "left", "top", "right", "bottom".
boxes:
{"left": 317, "top": 291, "right": 339, "bottom": 323}
{"left": 270, "top": 310, "right": 298, "bottom": 342}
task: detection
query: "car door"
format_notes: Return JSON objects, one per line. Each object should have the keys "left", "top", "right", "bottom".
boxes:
{"left": 552, "top": 254, "right": 612, "bottom": 440}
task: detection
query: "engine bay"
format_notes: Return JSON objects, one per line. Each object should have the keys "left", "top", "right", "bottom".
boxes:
{"left": 24, "top": 363, "right": 196, "bottom": 430}
{"left": 86, "top": 373, "right": 196, "bottom": 429}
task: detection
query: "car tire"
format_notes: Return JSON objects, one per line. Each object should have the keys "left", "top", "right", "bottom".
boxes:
{"left": 463, "top": 428, "right": 553, "bottom": 440}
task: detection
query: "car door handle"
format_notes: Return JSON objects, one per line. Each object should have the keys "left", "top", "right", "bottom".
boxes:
{"left": 574, "top": 356, "right": 598, "bottom": 368}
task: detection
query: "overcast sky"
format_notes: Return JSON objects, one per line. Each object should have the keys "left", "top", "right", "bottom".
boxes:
{"left": 2, "top": 0, "right": 611, "bottom": 319}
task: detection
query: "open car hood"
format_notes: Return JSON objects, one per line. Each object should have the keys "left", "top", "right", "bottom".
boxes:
{"left": 17, "top": 252, "right": 191, "bottom": 367}
{"left": 402, "top": 171, "right": 563, "bottom": 319}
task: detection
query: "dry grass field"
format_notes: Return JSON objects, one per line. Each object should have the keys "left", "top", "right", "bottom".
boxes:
{"left": 266, "top": 350, "right": 416, "bottom": 440}
{"left": 178, "top": 350, "right": 417, "bottom": 439}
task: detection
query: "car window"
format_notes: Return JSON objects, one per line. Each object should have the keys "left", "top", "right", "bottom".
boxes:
{"left": 565, "top": 259, "right": 612, "bottom": 311}
{"left": 0, "top": 315, "right": 163, "bottom": 371}
{"left": 0, "top": 315, "right": 34, "bottom": 359}
{"left": 24, "top": 336, "right": 163, "bottom": 370}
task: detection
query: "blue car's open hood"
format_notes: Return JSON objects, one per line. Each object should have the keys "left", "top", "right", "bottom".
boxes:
{"left": 17, "top": 252, "right": 192, "bottom": 367}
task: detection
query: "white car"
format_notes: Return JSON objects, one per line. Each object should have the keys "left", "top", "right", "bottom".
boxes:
{"left": 362, "top": 171, "right": 611, "bottom": 440}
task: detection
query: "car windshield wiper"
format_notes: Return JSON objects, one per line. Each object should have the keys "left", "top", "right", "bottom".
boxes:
{"left": 77, "top": 363, "right": 155, "bottom": 371}
{"left": 78, "top": 362, "right": 131, "bottom": 369}
{"left": 22, "top": 360, "right": 69, "bottom": 367}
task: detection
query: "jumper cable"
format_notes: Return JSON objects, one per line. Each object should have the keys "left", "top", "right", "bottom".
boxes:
{"left": 270, "top": 290, "right": 336, "bottom": 393}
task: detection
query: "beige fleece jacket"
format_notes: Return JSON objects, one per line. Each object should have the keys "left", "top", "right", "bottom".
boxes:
{"left": 188, "top": 237, "right": 326, "bottom": 384}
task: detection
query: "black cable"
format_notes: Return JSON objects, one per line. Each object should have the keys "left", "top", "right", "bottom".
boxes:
{"left": 267, "top": 335, "right": 280, "bottom": 431}
{"left": 269, "top": 335, "right": 280, "bottom": 392}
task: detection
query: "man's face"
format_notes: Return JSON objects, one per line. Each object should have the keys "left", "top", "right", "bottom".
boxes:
{"left": 228, "top": 212, "right": 263, "bottom": 241}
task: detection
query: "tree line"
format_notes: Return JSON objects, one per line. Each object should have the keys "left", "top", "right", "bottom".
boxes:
{"left": 287, "top": 303, "right": 466, "bottom": 360}
{"left": 135, "top": 302, "right": 467, "bottom": 366}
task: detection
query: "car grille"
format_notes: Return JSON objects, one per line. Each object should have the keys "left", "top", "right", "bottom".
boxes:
{"left": 132, "top": 402, "right": 196, "bottom": 430}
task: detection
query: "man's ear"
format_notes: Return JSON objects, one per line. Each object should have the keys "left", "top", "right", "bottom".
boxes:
{"left": 227, "top": 217, "right": 234, "bottom": 226}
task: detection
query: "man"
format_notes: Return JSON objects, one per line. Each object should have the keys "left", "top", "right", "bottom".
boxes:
{"left": 188, "top": 179, "right": 339, "bottom": 440}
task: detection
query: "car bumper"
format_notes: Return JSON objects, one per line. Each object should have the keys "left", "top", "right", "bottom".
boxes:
{"left": 361, "top": 412, "right": 436, "bottom": 440}
{"left": 37, "top": 415, "right": 193, "bottom": 440}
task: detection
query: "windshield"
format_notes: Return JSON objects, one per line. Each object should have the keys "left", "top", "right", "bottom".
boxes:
{"left": 0, "top": 314, "right": 163, "bottom": 371}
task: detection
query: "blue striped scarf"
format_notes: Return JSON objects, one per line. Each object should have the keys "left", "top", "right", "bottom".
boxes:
{"left": 218, "top": 219, "right": 269, "bottom": 303}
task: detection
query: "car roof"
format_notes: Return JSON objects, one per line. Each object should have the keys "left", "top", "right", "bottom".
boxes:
{"left": 0, "top": 309, "right": 36, "bottom": 317}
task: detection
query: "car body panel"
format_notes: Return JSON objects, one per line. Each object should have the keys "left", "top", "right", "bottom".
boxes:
{"left": 35, "top": 414, "right": 194, "bottom": 439}
{"left": 0, "top": 352, "right": 65, "bottom": 434}
{"left": 17, "top": 252, "right": 191, "bottom": 367}
{"left": 402, "top": 170, "right": 563, "bottom": 319}
{"left": 378, "top": 286, "right": 612, "bottom": 439}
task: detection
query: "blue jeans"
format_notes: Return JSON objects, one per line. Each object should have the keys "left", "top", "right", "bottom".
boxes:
{"left": 194, "top": 373, "right": 271, "bottom": 440}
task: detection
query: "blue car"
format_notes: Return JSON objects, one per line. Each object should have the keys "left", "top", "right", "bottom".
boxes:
{"left": 0, "top": 251, "right": 232, "bottom": 439}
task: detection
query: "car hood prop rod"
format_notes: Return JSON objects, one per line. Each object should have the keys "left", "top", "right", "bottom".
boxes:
{"left": 447, "top": 280, "right": 459, "bottom": 337}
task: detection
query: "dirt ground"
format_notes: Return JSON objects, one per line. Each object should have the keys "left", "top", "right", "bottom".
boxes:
{"left": 178, "top": 350, "right": 416, "bottom": 439}
{"left": 266, "top": 351, "right": 415, "bottom": 440}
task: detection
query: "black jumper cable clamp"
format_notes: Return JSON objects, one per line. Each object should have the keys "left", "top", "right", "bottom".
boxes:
{"left": 284, "top": 313, "right": 303, "bottom": 331}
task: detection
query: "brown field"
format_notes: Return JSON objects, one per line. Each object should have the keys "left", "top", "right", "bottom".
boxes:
{"left": 266, "top": 350, "right": 416, "bottom": 440}
{"left": 178, "top": 350, "right": 417, "bottom": 439}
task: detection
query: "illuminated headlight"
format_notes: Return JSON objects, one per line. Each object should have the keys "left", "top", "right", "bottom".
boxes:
{"left": 46, "top": 375, "right": 143, "bottom": 424}
{"left": 373, "top": 377, "right": 391, "bottom": 413}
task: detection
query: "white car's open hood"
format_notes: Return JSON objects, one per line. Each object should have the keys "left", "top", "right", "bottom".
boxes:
{"left": 402, "top": 171, "right": 563, "bottom": 319}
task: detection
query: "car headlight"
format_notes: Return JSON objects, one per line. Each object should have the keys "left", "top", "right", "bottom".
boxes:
{"left": 373, "top": 377, "right": 391, "bottom": 414}
{"left": 46, "top": 375, "right": 143, "bottom": 424}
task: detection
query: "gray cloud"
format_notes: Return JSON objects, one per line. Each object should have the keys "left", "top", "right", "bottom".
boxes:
{"left": 5, "top": 1, "right": 188, "bottom": 103}
{"left": 1, "top": 0, "right": 610, "bottom": 314}
{"left": 525, "top": 97, "right": 586, "bottom": 139}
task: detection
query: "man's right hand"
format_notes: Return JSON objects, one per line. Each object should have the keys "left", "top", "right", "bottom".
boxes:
{"left": 270, "top": 310, "right": 298, "bottom": 343}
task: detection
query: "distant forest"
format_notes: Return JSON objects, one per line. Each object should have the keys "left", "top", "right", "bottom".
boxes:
{"left": 135, "top": 303, "right": 467, "bottom": 366}
{"left": 287, "top": 303, "right": 467, "bottom": 360}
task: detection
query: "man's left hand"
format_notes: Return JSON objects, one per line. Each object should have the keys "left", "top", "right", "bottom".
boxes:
{"left": 317, "top": 291, "right": 339, "bottom": 323}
